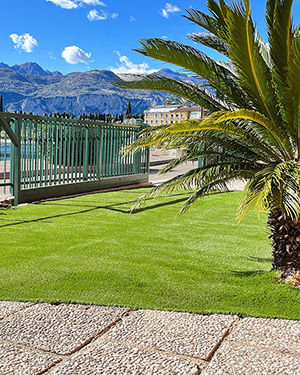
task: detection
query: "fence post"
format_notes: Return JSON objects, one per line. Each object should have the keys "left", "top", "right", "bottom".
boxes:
{"left": 97, "top": 125, "right": 102, "bottom": 179}
{"left": 133, "top": 128, "right": 141, "bottom": 174}
{"left": 83, "top": 125, "right": 89, "bottom": 180}
{"left": 10, "top": 117, "right": 20, "bottom": 205}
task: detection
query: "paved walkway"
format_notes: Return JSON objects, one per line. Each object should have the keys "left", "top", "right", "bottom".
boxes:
{"left": 0, "top": 300, "right": 299, "bottom": 374}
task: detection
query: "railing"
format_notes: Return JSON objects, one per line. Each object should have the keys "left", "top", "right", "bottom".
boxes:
{"left": 0, "top": 112, "right": 149, "bottom": 204}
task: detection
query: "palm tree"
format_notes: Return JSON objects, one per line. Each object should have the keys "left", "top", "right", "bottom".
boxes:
{"left": 116, "top": 0, "right": 300, "bottom": 279}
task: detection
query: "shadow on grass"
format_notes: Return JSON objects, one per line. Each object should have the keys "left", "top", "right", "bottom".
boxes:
{"left": 0, "top": 195, "right": 190, "bottom": 228}
{"left": 245, "top": 256, "right": 273, "bottom": 264}
{"left": 230, "top": 270, "right": 271, "bottom": 277}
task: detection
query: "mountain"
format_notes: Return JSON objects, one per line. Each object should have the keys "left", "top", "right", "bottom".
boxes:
{"left": 0, "top": 62, "right": 62, "bottom": 77}
{"left": 0, "top": 63, "right": 10, "bottom": 70}
{"left": 155, "top": 68, "right": 205, "bottom": 86}
{"left": 0, "top": 64, "right": 172, "bottom": 116}
{"left": 0, "top": 62, "right": 207, "bottom": 116}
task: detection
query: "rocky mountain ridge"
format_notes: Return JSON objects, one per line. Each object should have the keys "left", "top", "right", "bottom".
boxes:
{"left": 0, "top": 63, "right": 201, "bottom": 116}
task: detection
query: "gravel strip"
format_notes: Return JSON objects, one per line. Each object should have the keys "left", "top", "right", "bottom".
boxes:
{"left": 202, "top": 341, "right": 300, "bottom": 375}
{"left": 48, "top": 339, "right": 202, "bottom": 375}
{"left": 0, "top": 340, "right": 60, "bottom": 375}
{"left": 0, "top": 303, "right": 128, "bottom": 355}
{"left": 106, "top": 310, "right": 238, "bottom": 360}
{"left": 226, "top": 317, "right": 300, "bottom": 355}
{"left": 0, "top": 301, "right": 34, "bottom": 319}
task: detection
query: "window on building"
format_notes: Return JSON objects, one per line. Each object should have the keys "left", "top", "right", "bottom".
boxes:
{"left": 161, "top": 120, "right": 164, "bottom": 124}
{"left": 176, "top": 114, "right": 179, "bottom": 117}
{"left": 166, "top": 114, "right": 169, "bottom": 118}
{"left": 152, "top": 114, "right": 155, "bottom": 118}
{"left": 190, "top": 111, "right": 201, "bottom": 119}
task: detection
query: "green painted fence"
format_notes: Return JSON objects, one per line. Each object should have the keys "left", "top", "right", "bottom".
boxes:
{"left": 0, "top": 112, "right": 149, "bottom": 204}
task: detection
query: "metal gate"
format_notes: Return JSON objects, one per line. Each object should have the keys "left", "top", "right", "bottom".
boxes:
{"left": 0, "top": 112, "right": 149, "bottom": 205}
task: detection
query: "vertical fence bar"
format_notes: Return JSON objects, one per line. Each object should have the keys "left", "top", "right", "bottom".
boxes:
{"left": 79, "top": 125, "right": 83, "bottom": 181}
{"left": 34, "top": 119, "right": 38, "bottom": 188}
{"left": 40, "top": 119, "right": 44, "bottom": 187}
{"left": 67, "top": 123, "right": 71, "bottom": 183}
{"left": 21, "top": 119, "right": 24, "bottom": 189}
{"left": 101, "top": 126, "right": 106, "bottom": 178}
{"left": 83, "top": 125, "right": 89, "bottom": 180}
{"left": 58, "top": 122, "right": 63, "bottom": 184}
{"left": 45, "top": 120, "right": 49, "bottom": 186}
{"left": 71, "top": 124, "right": 75, "bottom": 182}
{"left": 96, "top": 125, "right": 101, "bottom": 179}
{"left": 9, "top": 117, "right": 20, "bottom": 205}
{"left": 3, "top": 132, "right": 7, "bottom": 194}
{"left": 133, "top": 128, "right": 141, "bottom": 175}
{"left": 89, "top": 127, "right": 93, "bottom": 180}
{"left": 75, "top": 125, "right": 79, "bottom": 182}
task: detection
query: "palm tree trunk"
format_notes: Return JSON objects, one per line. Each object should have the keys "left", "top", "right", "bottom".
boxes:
{"left": 268, "top": 208, "right": 300, "bottom": 278}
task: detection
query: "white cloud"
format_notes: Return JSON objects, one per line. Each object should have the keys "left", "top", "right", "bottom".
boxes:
{"left": 9, "top": 33, "right": 38, "bottom": 53}
{"left": 46, "top": 0, "right": 105, "bottom": 9}
{"left": 46, "top": 0, "right": 78, "bottom": 9}
{"left": 130, "top": 15, "right": 135, "bottom": 22}
{"left": 110, "top": 51, "right": 158, "bottom": 75}
{"left": 161, "top": 35, "right": 168, "bottom": 39}
{"left": 48, "top": 51, "right": 56, "bottom": 59}
{"left": 87, "top": 9, "right": 118, "bottom": 21}
{"left": 80, "top": 0, "right": 105, "bottom": 5}
{"left": 161, "top": 3, "right": 180, "bottom": 18}
{"left": 61, "top": 46, "right": 92, "bottom": 64}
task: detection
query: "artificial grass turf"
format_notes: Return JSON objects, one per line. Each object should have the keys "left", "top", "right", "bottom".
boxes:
{"left": 0, "top": 188, "right": 299, "bottom": 319}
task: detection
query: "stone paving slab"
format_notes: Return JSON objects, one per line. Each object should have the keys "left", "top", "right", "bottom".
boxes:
{"left": 106, "top": 310, "right": 238, "bottom": 360}
{"left": 48, "top": 339, "right": 203, "bottom": 375}
{"left": 0, "top": 300, "right": 33, "bottom": 319}
{"left": 0, "top": 303, "right": 129, "bottom": 355}
{"left": 0, "top": 340, "right": 60, "bottom": 375}
{"left": 202, "top": 341, "right": 300, "bottom": 375}
{"left": 226, "top": 317, "right": 300, "bottom": 355}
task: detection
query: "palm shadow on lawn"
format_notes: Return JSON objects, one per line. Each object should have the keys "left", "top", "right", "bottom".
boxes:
{"left": 229, "top": 257, "right": 274, "bottom": 277}
{"left": 0, "top": 194, "right": 190, "bottom": 228}
{"left": 230, "top": 270, "right": 272, "bottom": 277}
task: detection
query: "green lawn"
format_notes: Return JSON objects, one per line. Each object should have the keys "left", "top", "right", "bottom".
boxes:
{"left": 0, "top": 188, "right": 299, "bottom": 319}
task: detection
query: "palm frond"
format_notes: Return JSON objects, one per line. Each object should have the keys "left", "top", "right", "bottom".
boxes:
{"left": 187, "top": 32, "right": 229, "bottom": 56}
{"left": 288, "top": 32, "right": 300, "bottom": 158}
{"left": 115, "top": 74, "right": 229, "bottom": 112}
{"left": 131, "top": 161, "right": 258, "bottom": 213}
{"left": 134, "top": 38, "right": 249, "bottom": 108}
{"left": 183, "top": 8, "right": 226, "bottom": 40}
{"left": 267, "top": 0, "right": 294, "bottom": 134}
{"left": 226, "top": 1, "right": 285, "bottom": 138}
{"left": 237, "top": 161, "right": 300, "bottom": 221}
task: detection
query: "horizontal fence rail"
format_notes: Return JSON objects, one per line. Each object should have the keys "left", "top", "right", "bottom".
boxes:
{"left": 0, "top": 112, "right": 149, "bottom": 204}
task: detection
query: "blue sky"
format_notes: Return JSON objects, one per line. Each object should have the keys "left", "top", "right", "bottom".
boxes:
{"left": 1, "top": 0, "right": 300, "bottom": 75}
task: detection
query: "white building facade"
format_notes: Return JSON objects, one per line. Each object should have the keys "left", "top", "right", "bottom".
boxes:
{"left": 144, "top": 105, "right": 205, "bottom": 126}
